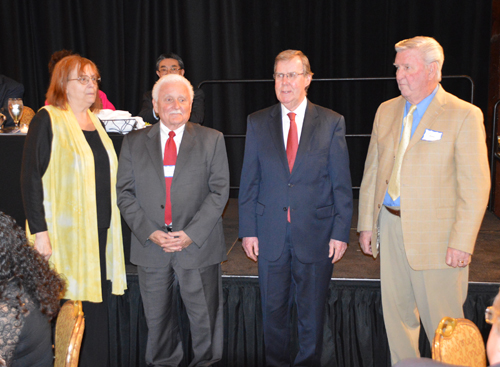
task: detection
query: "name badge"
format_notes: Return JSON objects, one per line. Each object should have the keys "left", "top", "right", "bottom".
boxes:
{"left": 164, "top": 165, "right": 175, "bottom": 178}
{"left": 421, "top": 129, "right": 443, "bottom": 142}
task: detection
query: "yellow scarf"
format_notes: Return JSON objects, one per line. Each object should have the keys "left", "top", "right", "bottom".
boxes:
{"left": 27, "top": 105, "right": 127, "bottom": 302}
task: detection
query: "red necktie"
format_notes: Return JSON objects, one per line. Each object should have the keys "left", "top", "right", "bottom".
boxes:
{"left": 286, "top": 112, "right": 298, "bottom": 222}
{"left": 286, "top": 112, "right": 298, "bottom": 172}
{"left": 163, "top": 131, "right": 177, "bottom": 225}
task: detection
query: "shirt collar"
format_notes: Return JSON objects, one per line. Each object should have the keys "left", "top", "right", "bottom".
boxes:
{"left": 160, "top": 121, "right": 186, "bottom": 136}
{"left": 281, "top": 97, "right": 308, "bottom": 119}
{"left": 406, "top": 85, "right": 439, "bottom": 116}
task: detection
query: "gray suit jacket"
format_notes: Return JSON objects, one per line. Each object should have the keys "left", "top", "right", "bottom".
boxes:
{"left": 117, "top": 122, "right": 230, "bottom": 269}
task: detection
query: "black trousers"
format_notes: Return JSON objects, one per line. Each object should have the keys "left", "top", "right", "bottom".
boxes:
{"left": 77, "top": 227, "right": 110, "bottom": 367}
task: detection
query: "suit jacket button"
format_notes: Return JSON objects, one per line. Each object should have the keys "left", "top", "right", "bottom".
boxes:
{"left": 283, "top": 207, "right": 287, "bottom": 211}
{"left": 288, "top": 183, "right": 293, "bottom": 187}
{"left": 161, "top": 205, "right": 165, "bottom": 209}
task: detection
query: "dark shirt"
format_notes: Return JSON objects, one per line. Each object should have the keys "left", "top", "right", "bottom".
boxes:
{"left": 0, "top": 280, "right": 53, "bottom": 367}
{"left": 138, "top": 87, "right": 205, "bottom": 124}
{"left": 0, "top": 74, "right": 24, "bottom": 128}
{"left": 21, "top": 109, "right": 111, "bottom": 233}
{"left": 82, "top": 129, "right": 112, "bottom": 228}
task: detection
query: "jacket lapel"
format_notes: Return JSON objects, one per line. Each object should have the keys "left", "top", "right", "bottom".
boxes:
{"left": 146, "top": 123, "right": 165, "bottom": 185}
{"left": 173, "top": 122, "right": 195, "bottom": 185}
{"left": 292, "top": 100, "right": 318, "bottom": 175}
{"left": 268, "top": 104, "right": 290, "bottom": 175}
{"left": 390, "top": 97, "right": 407, "bottom": 152}
{"left": 407, "top": 85, "right": 446, "bottom": 152}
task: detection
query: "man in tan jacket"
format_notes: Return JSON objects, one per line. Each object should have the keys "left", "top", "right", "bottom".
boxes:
{"left": 357, "top": 36, "right": 490, "bottom": 365}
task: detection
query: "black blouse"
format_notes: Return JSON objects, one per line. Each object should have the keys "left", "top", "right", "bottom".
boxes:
{"left": 21, "top": 109, "right": 111, "bottom": 233}
{"left": 0, "top": 280, "right": 53, "bottom": 367}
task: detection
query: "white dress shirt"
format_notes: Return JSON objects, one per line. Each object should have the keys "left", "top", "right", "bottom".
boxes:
{"left": 281, "top": 97, "right": 307, "bottom": 149}
{"left": 160, "top": 122, "right": 185, "bottom": 158}
{"left": 160, "top": 122, "right": 185, "bottom": 226}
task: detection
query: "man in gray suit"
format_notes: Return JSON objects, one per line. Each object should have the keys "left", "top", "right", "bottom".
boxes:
{"left": 117, "top": 74, "right": 229, "bottom": 366}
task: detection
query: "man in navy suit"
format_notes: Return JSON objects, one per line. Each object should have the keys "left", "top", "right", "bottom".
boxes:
{"left": 239, "top": 50, "right": 353, "bottom": 366}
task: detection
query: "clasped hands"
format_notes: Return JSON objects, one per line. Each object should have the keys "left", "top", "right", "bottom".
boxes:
{"left": 149, "top": 230, "right": 192, "bottom": 252}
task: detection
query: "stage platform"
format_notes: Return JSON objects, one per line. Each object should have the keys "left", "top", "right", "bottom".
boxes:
{"left": 3, "top": 134, "right": 498, "bottom": 366}
{"left": 219, "top": 199, "right": 500, "bottom": 282}
{"left": 112, "top": 199, "right": 500, "bottom": 367}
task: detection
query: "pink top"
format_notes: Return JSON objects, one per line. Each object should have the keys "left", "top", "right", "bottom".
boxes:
{"left": 45, "top": 90, "right": 116, "bottom": 110}
{"left": 98, "top": 90, "right": 116, "bottom": 110}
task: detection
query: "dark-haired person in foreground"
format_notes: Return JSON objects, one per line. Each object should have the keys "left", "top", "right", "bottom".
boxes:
{"left": 0, "top": 212, "right": 65, "bottom": 367}
{"left": 138, "top": 52, "right": 205, "bottom": 124}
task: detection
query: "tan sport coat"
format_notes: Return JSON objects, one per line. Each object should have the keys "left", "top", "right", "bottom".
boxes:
{"left": 357, "top": 85, "right": 490, "bottom": 270}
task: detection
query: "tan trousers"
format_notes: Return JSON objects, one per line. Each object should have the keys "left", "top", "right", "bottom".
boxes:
{"left": 379, "top": 206, "right": 468, "bottom": 365}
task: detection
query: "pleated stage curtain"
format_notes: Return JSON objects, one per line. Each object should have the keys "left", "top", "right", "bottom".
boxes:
{"left": 108, "top": 276, "right": 497, "bottom": 367}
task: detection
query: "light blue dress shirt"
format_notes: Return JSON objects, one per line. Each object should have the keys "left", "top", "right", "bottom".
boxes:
{"left": 382, "top": 85, "right": 439, "bottom": 207}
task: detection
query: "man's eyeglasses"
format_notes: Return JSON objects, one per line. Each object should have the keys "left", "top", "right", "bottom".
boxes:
{"left": 486, "top": 306, "right": 498, "bottom": 324}
{"left": 67, "top": 76, "right": 101, "bottom": 85}
{"left": 273, "top": 72, "right": 305, "bottom": 81}
{"left": 160, "top": 67, "right": 182, "bottom": 74}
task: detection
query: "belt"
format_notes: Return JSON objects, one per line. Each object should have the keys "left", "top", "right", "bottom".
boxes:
{"left": 385, "top": 206, "right": 401, "bottom": 217}
{"left": 162, "top": 224, "right": 173, "bottom": 232}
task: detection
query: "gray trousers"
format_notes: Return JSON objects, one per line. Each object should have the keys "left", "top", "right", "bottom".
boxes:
{"left": 138, "top": 257, "right": 223, "bottom": 367}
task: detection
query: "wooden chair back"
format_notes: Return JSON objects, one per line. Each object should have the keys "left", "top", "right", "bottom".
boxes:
{"left": 20, "top": 106, "right": 35, "bottom": 125}
{"left": 432, "top": 316, "right": 486, "bottom": 367}
{"left": 54, "top": 300, "right": 85, "bottom": 367}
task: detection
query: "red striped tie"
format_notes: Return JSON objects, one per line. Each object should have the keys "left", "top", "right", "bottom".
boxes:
{"left": 164, "top": 131, "right": 177, "bottom": 225}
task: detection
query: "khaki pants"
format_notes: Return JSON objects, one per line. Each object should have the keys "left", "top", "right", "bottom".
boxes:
{"left": 379, "top": 206, "right": 468, "bottom": 365}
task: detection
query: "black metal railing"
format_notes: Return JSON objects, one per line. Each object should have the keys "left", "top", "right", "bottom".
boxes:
{"left": 198, "top": 76, "right": 475, "bottom": 191}
{"left": 489, "top": 100, "right": 500, "bottom": 211}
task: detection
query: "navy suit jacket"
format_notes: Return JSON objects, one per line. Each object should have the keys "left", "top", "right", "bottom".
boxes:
{"left": 239, "top": 100, "right": 353, "bottom": 263}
